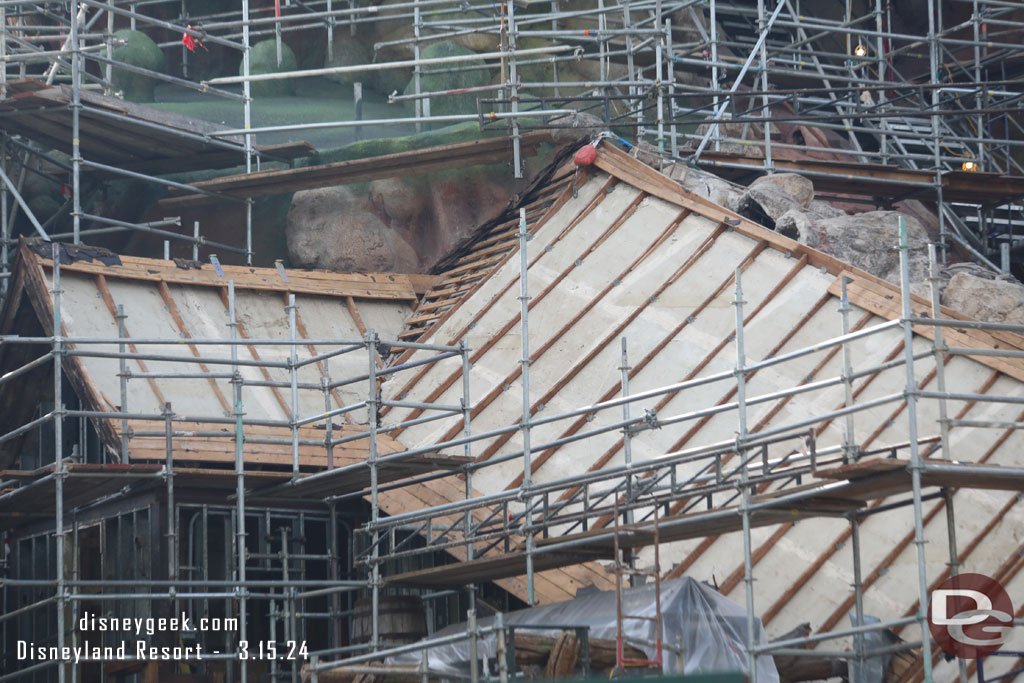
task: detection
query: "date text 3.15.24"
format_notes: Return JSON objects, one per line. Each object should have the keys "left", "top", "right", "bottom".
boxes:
{"left": 237, "top": 641, "right": 308, "bottom": 660}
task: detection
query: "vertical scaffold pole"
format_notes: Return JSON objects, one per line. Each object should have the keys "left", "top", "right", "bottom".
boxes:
{"left": 654, "top": 0, "right": 665, "bottom": 153}
{"left": 71, "top": 1, "right": 81, "bottom": 245}
{"left": 840, "top": 276, "right": 857, "bottom": 462}
{"left": 758, "top": 0, "right": 771, "bottom": 170}
{"left": 735, "top": 267, "right": 757, "bottom": 683}
{"left": 288, "top": 293, "right": 300, "bottom": 479}
{"left": 106, "top": 0, "right": 114, "bottom": 94}
{"left": 53, "top": 243, "right": 67, "bottom": 683}
{"left": 461, "top": 337, "right": 475, "bottom": 612}
{"left": 899, "top": 217, "right": 934, "bottom": 683}
{"left": 666, "top": 17, "right": 677, "bottom": 157}
{"left": 242, "top": 0, "right": 254, "bottom": 265}
{"left": 850, "top": 513, "right": 866, "bottom": 683}
{"left": 367, "top": 328, "right": 381, "bottom": 650}
{"left": 622, "top": 0, "right": 636, "bottom": 142}
{"left": 928, "top": 245, "right": 949, "bottom": 461}
{"left": 929, "top": 244, "right": 966, "bottom": 683}
{"left": 518, "top": 207, "right": 534, "bottom": 605}
{"left": 0, "top": 140, "right": 7, "bottom": 303}
{"left": 117, "top": 304, "right": 129, "bottom": 461}
{"left": 620, "top": 337, "right": 637, "bottom": 582}
{"left": 164, "top": 401, "right": 177, "bottom": 618}
{"left": 0, "top": 6, "right": 6, "bottom": 100}
{"left": 711, "top": 0, "right": 720, "bottom": 152}
{"left": 229, "top": 280, "right": 249, "bottom": 683}
{"left": 324, "top": 356, "right": 334, "bottom": 469}
{"left": 507, "top": 0, "right": 522, "bottom": 179}
{"left": 413, "top": 0, "right": 423, "bottom": 134}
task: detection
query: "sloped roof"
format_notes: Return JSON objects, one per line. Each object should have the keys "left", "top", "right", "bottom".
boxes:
{"left": 0, "top": 243, "right": 440, "bottom": 473}
{"left": 376, "top": 143, "right": 1024, "bottom": 650}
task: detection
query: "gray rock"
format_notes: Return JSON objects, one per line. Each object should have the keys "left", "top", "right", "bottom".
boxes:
{"left": 809, "top": 199, "right": 845, "bottom": 218}
{"left": 944, "top": 261, "right": 998, "bottom": 281}
{"left": 548, "top": 111, "right": 605, "bottom": 145}
{"left": 942, "top": 272, "right": 1024, "bottom": 325}
{"left": 666, "top": 164, "right": 741, "bottom": 209}
{"left": 774, "top": 208, "right": 817, "bottom": 241}
{"left": 737, "top": 173, "right": 814, "bottom": 224}
{"left": 323, "top": 34, "right": 372, "bottom": 86}
{"left": 785, "top": 210, "right": 930, "bottom": 286}
{"left": 287, "top": 170, "right": 518, "bottom": 273}
{"left": 286, "top": 185, "right": 418, "bottom": 272}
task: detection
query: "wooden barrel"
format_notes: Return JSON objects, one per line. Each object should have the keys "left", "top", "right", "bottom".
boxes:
{"left": 351, "top": 595, "right": 427, "bottom": 645}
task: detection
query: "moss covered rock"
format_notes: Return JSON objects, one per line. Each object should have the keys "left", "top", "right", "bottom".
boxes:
{"left": 403, "top": 41, "right": 491, "bottom": 117}
{"left": 111, "top": 30, "right": 166, "bottom": 102}
{"left": 246, "top": 39, "right": 299, "bottom": 98}
{"left": 363, "top": 44, "right": 414, "bottom": 97}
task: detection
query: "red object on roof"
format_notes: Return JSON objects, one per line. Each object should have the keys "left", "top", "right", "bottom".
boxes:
{"left": 574, "top": 145, "right": 597, "bottom": 166}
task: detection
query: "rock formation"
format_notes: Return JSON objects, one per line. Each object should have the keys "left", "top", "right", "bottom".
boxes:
{"left": 943, "top": 272, "right": 1024, "bottom": 326}
{"left": 287, "top": 170, "right": 516, "bottom": 273}
{"left": 246, "top": 39, "right": 299, "bottom": 97}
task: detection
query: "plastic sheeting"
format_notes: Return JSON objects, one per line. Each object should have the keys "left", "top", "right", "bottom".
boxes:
{"left": 391, "top": 577, "right": 779, "bottom": 682}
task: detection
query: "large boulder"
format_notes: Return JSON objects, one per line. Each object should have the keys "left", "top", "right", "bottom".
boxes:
{"left": 112, "top": 30, "right": 166, "bottom": 102}
{"left": 323, "top": 34, "right": 372, "bottom": 87}
{"left": 736, "top": 173, "right": 814, "bottom": 225}
{"left": 403, "top": 41, "right": 491, "bottom": 116}
{"left": 245, "top": 39, "right": 299, "bottom": 98}
{"left": 286, "top": 185, "right": 418, "bottom": 272}
{"left": 782, "top": 210, "right": 931, "bottom": 286}
{"left": 943, "top": 272, "right": 1024, "bottom": 325}
{"left": 287, "top": 171, "right": 515, "bottom": 273}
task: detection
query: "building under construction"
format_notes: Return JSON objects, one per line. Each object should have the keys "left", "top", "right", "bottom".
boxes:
{"left": 1, "top": 1, "right": 1024, "bottom": 682}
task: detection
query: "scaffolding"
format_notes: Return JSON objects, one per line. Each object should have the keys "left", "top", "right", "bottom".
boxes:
{"left": 1, "top": 194, "right": 1024, "bottom": 681}
{"left": 1, "top": 2, "right": 1024, "bottom": 682}
{"left": 0, "top": 0, "right": 1021, "bottom": 285}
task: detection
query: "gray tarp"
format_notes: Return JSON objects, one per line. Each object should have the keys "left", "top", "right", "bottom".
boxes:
{"left": 392, "top": 576, "right": 779, "bottom": 682}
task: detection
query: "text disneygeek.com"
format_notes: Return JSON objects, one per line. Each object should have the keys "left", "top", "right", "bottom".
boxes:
{"left": 16, "top": 611, "right": 308, "bottom": 663}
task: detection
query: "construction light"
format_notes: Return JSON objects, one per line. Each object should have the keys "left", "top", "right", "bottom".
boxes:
{"left": 853, "top": 43, "right": 868, "bottom": 57}
{"left": 962, "top": 160, "right": 979, "bottom": 172}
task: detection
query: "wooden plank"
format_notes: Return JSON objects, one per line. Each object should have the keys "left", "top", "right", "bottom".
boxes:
{"left": 85, "top": 141, "right": 317, "bottom": 176}
{"left": 28, "top": 248, "right": 432, "bottom": 301}
{"left": 694, "top": 151, "right": 1024, "bottom": 204}
{"left": 593, "top": 143, "right": 860, "bottom": 276}
{"left": 386, "top": 551, "right": 612, "bottom": 587}
{"left": 157, "top": 131, "right": 554, "bottom": 209}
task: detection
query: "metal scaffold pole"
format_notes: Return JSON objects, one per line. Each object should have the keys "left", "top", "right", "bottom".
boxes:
{"left": 518, "top": 206, "right": 535, "bottom": 605}
{"left": 899, "top": 216, "right": 934, "bottom": 683}
{"left": 734, "top": 267, "right": 758, "bottom": 683}
{"left": 229, "top": 279, "right": 249, "bottom": 683}
{"left": 461, "top": 336, "right": 476, "bottom": 612}
{"left": 367, "top": 328, "right": 381, "bottom": 650}
{"left": 70, "top": 1, "right": 81, "bottom": 246}
{"left": 52, "top": 242, "right": 67, "bottom": 683}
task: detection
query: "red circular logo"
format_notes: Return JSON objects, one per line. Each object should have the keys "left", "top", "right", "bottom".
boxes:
{"left": 928, "top": 573, "right": 1014, "bottom": 659}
